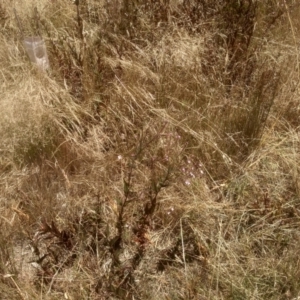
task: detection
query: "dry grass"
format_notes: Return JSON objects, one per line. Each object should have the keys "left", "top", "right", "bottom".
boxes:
{"left": 1, "top": 0, "right": 300, "bottom": 299}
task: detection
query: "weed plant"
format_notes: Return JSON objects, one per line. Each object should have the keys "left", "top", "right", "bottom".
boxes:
{"left": 0, "top": 0, "right": 300, "bottom": 299}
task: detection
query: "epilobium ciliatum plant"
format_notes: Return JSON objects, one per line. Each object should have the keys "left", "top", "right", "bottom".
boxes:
{"left": 0, "top": 0, "right": 300, "bottom": 299}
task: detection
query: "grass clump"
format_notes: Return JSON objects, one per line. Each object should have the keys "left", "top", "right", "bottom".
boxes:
{"left": 0, "top": 0, "right": 300, "bottom": 299}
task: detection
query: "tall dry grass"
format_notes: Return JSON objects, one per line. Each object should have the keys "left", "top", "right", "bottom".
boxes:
{"left": 0, "top": 0, "right": 300, "bottom": 299}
